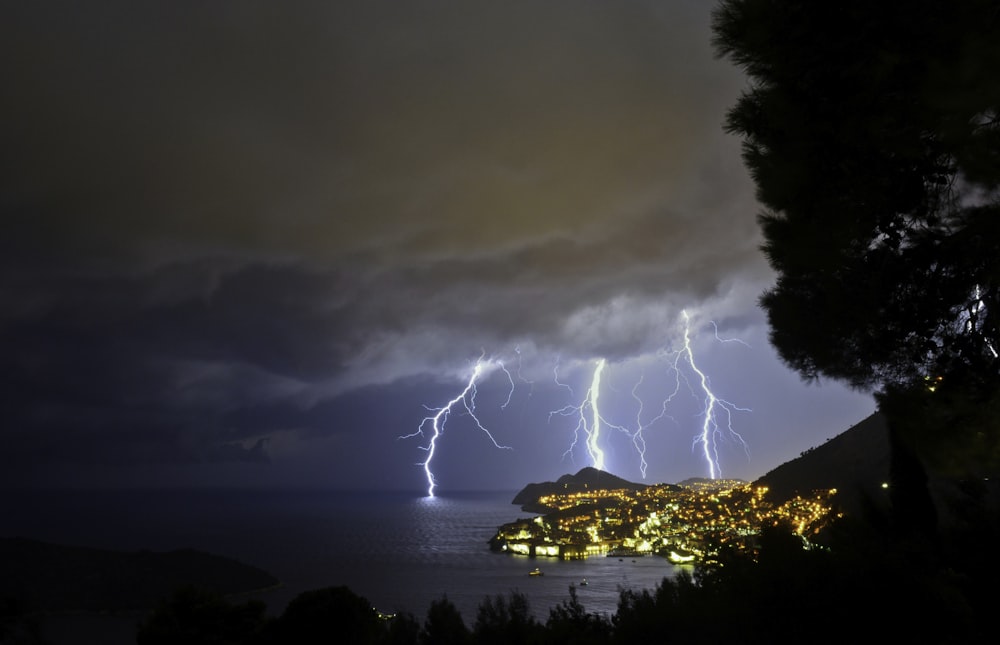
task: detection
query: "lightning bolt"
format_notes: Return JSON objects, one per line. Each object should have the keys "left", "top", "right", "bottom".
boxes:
{"left": 549, "top": 358, "right": 632, "bottom": 471}
{"left": 676, "top": 310, "right": 751, "bottom": 479}
{"left": 586, "top": 358, "right": 607, "bottom": 470}
{"left": 546, "top": 313, "right": 751, "bottom": 480}
{"left": 399, "top": 355, "right": 513, "bottom": 497}
{"left": 513, "top": 345, "right": 534, "bottom": 392}
{"left": 498, "top": 358, "right": 516, "bottom": 410}
{"left": 552, "top": 356, "right": 575, "bottom": 398}
{"left": 629, "top": 375, "right": 650, "bottom": 478}
{"left": 711, "top": 320, "right": 752, "bottom": 349}
{"left": 629, "top": 336, "right": 713, "bottom": 480}
{"left": 628, "top": 373, "right": 678, "bottom": 479}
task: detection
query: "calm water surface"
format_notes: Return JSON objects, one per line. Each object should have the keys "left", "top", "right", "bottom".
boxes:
{"left": 6, "top": 489, "right": 681, "bottom": 643}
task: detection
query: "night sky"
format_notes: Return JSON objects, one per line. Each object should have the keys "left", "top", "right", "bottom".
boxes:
{"left": 1, "top": 1, "right": 875, "bottom": 493}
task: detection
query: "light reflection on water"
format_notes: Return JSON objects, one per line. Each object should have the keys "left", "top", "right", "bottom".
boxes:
{"left": 297, "top": 490, "right": 681, "bottom": 622}
{"left": 6, "top": 488, "right": 681, "bottom": 631}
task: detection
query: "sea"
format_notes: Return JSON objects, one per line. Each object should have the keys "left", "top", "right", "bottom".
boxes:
{"left": 4, "top": 488, "right": 681, "bottom": 644}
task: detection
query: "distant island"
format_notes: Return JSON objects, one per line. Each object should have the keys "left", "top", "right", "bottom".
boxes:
{"left": 0, "top": 537, "right": 280, "bottom": 613}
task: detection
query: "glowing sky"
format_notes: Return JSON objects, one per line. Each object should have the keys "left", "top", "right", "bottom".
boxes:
{"left": 0, "top": 1, "right": 874, "bottom": 491}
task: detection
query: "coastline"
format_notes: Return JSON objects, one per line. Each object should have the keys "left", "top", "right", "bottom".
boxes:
{"left": 4, "top": 488, "right": 673, "bottom": 642}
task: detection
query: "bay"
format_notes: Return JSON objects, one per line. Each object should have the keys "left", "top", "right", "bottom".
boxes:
{"left": 4, "top": 489, "right": 680, "bottom": 643}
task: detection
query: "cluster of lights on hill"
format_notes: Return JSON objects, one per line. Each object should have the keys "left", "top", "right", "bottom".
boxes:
{"left": 490, "top": 480, "right": 839, "bottom": 563}
{"left": 401, "top": 311, "right": 751, "bottom": 497}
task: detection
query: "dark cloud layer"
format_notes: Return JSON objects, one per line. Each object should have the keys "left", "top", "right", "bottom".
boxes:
{"left": 0, "top": 1, "right": 874, "bottom": 490}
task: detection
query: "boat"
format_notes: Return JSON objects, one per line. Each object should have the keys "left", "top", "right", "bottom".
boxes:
{"left": 529, "top": 567, "right": 544, "bottom": 576}
{"left": 580, "top": 578, "right": 589, "bottom": 586}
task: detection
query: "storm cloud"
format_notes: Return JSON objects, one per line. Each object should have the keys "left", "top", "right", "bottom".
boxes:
{"left": 1, "top": 1, "right": 873, "bottom": 490}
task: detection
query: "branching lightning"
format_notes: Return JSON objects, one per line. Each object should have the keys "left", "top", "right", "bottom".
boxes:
{"left": 628, "top": 373, "right": 678, "bottom": 479}
{"left": 549, "top": 358, "right": 631, "bottom": 471}
{"left": 513, "top": 345, "right": 534, "bottom": 393}
{"left": 624, "top": 311, "right": 753, "bottom": 480}
{"left": 586, "top": 359, "right": 607, "bottom": 470}
{"left": 498, "top": 359, "right": 516, "bottom": 410}
{"left": 675, "top": 310, "right": 751, "bottom": 479}
{"left": 399, "top": 355, "right": 514, "bottom": 497}
{"left": 629, "top": 376, "right": 650, "bottom": 478}
{"left": 552, "top": 356, "right": 575, "bottom": 398}
{"left": 405, "top": 312, "right": 751, "bottom": 494}
{"left": 711, "top": 321, "right": 752, "bottom": 349}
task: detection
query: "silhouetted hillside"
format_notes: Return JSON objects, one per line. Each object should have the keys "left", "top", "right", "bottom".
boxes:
{"left": 0, "top": 537, "right": 279, "bottom": 612}
{"left": 755, "top": 412, "right": 890, "bottom": 516}
{"left": 512, "top": 467, "right": 649, "bottom": 512}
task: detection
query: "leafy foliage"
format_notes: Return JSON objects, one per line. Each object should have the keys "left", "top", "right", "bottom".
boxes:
{"left": 266, "top": 585, "right": 385, "bottom": 644}
{"left": 713, "top": 0, "right": 1000, "bottom": 482}
{"left": 136, "top": 586, "right": 269, "bottom": 645}
{"left": 474, "top": 591, "right": 542, "bottom": 645}
{"left": 421, "top": 596, "right": 471, "bottom": 645}
{"left": 713, "top": 0, "right": 1000, "bottom": 394}
{"left": 0, "top": 596, "right": 46, "bottom": 645}
{"left": 546, "top": 585, "right": 611, "bottom": 645}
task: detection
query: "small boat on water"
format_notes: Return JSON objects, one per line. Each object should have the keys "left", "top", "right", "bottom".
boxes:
{"left": 529, "top": 567, "right": 544, "bottom": 576}
{"left": 580, "top": 578, "right": 589, "bottom": 586}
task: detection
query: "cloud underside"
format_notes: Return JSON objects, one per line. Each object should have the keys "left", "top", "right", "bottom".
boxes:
{"left": 0, "top": 2, "right": 770, "bottom": 470}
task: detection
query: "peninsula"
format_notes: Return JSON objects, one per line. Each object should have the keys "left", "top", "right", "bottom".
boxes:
{"left": 492, "top": 473, "right": 837, "bottom": 563}
{"left": 511, "top": 467, "right": 652, "bottom": 512}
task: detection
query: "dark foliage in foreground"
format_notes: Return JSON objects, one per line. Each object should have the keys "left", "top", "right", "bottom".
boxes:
{"left": 713, "top": 0, "right": 1000, "bottom": 483}
{"left": 0, "top": 596, "right": 46, "bottom": 645}
{"left": 136, "top": 508, "right": 995, "bottom": 645}
{"left": 135, "top": 586, "right": 269, "bottom": 645}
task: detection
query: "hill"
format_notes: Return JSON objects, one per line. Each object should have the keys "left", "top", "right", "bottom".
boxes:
{"left": 512, "top": 466, "right": 650, "bottom": 512}
{"left": 512, "top": 414, "right": 893, "bottom": 517}
{"left": 755, "top": 412, "right": 891, "bottom": 516}
{"left": 0, "top": 537, "right": 280, "bottom": 612}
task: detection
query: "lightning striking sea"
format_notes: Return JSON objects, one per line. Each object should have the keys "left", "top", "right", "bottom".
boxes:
{"left": 6, "top": 488, "right": 679, "bottom": 644}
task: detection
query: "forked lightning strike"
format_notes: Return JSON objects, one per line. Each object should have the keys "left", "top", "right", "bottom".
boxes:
{"left": 677, "top": 310, "right": 751, "bottom": 479}
{"left": 627, "top": 311, "right": 752, "bottom": 480}
{"left": 399, "top": 356, "right": 513, "bottom": 497}
{"left": 552, "top": 357, "right": 575, "bottom": 398}
{"left": 549, "top": 358, "right": 630, "bottom": 471}
{"left": 628, "top": 373, "right": 679, "bottom": 479}
{"left": 407, "top": 312, "right": 750, "bottom": 494}
{"left": 586, "top": 359, "right": 607, "bottom": 470}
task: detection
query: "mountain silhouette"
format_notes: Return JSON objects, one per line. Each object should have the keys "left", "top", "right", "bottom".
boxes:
{"left": 512, "top": 466, "right": 654, "bottom": 512}
{"left": 514, "top": 413, "right": 892, "bottom": 517}
{"left": 754, "top": 411, "right": 890, "bottom": 515}
{"left": 0, "top": 537, "right": 279, "bottom": 612}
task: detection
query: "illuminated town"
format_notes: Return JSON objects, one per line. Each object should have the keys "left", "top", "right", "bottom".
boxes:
{"left": 489, "top": 480, "right": 839, "bottom": 563}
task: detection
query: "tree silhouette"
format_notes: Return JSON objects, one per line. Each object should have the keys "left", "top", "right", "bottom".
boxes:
{"left": 135, "top": 586, "right": 269, "bottom": 645}
{"left": 473, "top": 591, "right": 542, "bottom": 645}
{"left": 545, "top": 585, "right": 611, "bottom": 645}
{"left": 267, "top": 585, "right": 383, "bottom": 645}
{"left": 383, "top": 611, "right": 421, "bottom": 645}
{"left": 420, "top": 596, "right": 470, "bottom": 645}
{"left": 0, "top": 596, "right": 47, "bottom": 645}
{"left": 712, "top": 0, "right": 1000, "bottom": 481}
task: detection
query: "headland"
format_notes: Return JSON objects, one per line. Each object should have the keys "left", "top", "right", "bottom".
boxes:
{"left": 492, "top": 470, "right": 837, "bottom": 563}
